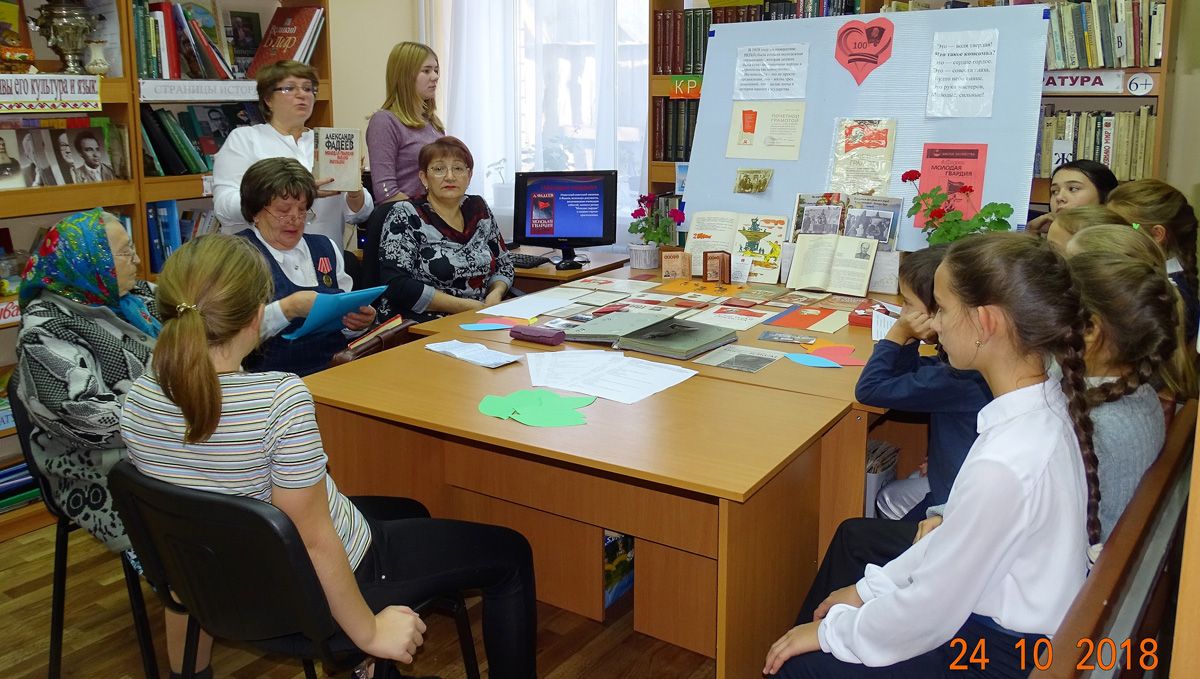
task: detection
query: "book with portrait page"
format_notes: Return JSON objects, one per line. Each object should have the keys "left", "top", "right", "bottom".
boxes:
{"left": 313, "top": 127, "right": 362, "bottom": 192}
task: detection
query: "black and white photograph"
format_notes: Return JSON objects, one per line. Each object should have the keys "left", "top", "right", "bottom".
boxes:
{"left": 0, "top": 130, "right": 24, "bottom": 190}
{"left": 845, "top": 207, "right": 896, "bottom": 246}
{"left": 67, "top": 129, "right": 117, "bottom": 183}
{"left": 16, "top": 129, "right": 64, "bottom": 188}
{"left": 797, "top": 204, "right": 843, "bottom": 236}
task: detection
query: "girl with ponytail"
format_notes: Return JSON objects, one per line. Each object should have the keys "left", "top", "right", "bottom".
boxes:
{"left": 121, "top": 235, "right": 538, "bottom": 678}
{"left": 765, "top": 233, "right": 1095, "bottom": 678}
{"left": 1106, "top": 179, "right": 1200, "bottom": 340}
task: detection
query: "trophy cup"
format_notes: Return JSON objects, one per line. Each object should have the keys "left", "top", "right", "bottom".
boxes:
{"left": 27, "top": 0, "right": 99, "bottom": 75}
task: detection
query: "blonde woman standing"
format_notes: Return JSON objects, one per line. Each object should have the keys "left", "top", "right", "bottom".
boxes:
{"left": 366, "top": 42, "right": 447, "bottom": 204}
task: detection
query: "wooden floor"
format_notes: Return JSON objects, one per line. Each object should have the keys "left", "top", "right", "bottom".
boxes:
{"left": 0, "top": 525, "right": 716, "bottom": 678}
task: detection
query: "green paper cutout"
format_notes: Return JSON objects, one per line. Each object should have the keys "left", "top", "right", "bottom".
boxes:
{"left": 512, "top": 408, "right": 588, "bottom": 427}
{"left": 477, "top": 388, "right": 595, "bottom": 427}
{"left": 478, "top": 395, "right": 516, "bottom": 419}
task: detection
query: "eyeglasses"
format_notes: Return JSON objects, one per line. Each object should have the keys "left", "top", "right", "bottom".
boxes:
{"left": 272, "top": 84, "right": 318, "bottom": 97}
{"left": 265, "top": 207, "right": 317, "bottom": 225}
{"left": 113, "top": 246, "right": 139, "bottom": 263}
{"left": 427, "top": 164, "right": 470, "bottom": 178}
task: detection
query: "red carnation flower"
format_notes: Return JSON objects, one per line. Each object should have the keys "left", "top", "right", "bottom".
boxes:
{"left": 668, "top": 208, "right": 685, "bottom": 225}
{"left": 39, "top": 229, "right": 60, "bottom": 257}
{"left": 929, "top": 207, "right": 947, "bottom": 220}
{"left": 901, "top": 170, "right": 921, "bottom": 183}
{"left": 631, "top": 207, "right": 647, "bottom": 219}
{"left": 958, "top": 185, "right": 975, "bottom": 194}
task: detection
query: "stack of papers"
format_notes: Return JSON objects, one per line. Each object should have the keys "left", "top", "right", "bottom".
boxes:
{"left": 426, "top": 340, "right": 521, "bottom": 368}
{"left": 526, "top": 351, "right": 697, "bottom": 404}
{"left": 480, "top": 296, "right": 574, "bottom": 320}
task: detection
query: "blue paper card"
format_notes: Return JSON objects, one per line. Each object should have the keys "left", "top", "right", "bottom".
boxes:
{"left": 460, "top": 323, "right": 513, "bottom": 331}
{"left": 785, "top": 353, "right": 841, "bottom": 368}
{"left": 281, "top": 286, "right": 386, "bottom": 340}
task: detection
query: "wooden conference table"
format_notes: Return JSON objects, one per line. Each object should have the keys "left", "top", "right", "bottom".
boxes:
{"left": 305, "top": 269, "right": 921, "bottom": 677}
{"left": 509, "top": 246, "right": 629, "bottom": 293}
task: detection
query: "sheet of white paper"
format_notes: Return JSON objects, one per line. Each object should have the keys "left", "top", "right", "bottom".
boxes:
{"left": 927, "top": 29, "right": 999, "bottom": 118}
{"left": 871, "top": 310, "right": 898, "bottom": 342}
{"left": 780, "top": 242, "right": 797, "bottom": 284}
{"left": 562, "top": 358, "right": 698, "bottom": 405}
{"left": 561, "top": 277, "right": 661, "bottom": 294}
{"left": 480, "top": 296, "right": 573, "bottom": 319}
{"left": 1051, "top": 139, "right": 1074, "bottom": 167}
{"left": 625, "top": 292, "right": 678, "bottom": 303}
{"left": 725, "top": 100, "right": 806, "bottom": 160}
{"left": 808, "top": 310, "right": 850, "bottom": 334}
{"left": 526, "top": 350, "right": 625, "bottom": 389}
{"left": 528, "top": 287, "right": 595, "bottom": 300}
{"left": 573, "top": 290, "right": 631, "bottom": 306}
{"left": 731, "top": 255, "right": 754, "bottom": 283}
{"left": 425, "top": 340, "right": 521, "bottom": 368}
{"left": 733, "top": 43, "right": 810, "bottom": 100}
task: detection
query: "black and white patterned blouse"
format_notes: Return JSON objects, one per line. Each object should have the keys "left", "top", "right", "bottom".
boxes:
{"left": 376, "top": 195, "right": 514, "bottom": 320}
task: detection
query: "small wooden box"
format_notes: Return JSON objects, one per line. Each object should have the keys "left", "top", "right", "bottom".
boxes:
{"left": 703, "top": 250, "right": 731, "bottom": 284}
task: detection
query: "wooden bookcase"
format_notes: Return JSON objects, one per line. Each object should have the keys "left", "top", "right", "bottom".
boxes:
{"left": 645, "top": 0, "right": 1181, "bottom": 209}
{"left": 0, "top": 0, "right": 333, "bottom": 535}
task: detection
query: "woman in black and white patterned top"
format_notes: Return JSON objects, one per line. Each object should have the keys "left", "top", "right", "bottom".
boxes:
{"left": 374, "top": 136, "right": 514, "bottom": 322}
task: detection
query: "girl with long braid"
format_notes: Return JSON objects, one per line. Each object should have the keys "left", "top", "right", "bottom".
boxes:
{"left": 765, "top": 233, "right": 1096, "bottom": 678}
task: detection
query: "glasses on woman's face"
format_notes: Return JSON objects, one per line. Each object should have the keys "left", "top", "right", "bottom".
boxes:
{"left": 113, "top": 246, "right": 139, "bottom": 264}
{"left": 272, "top": 83, "right": 318, "bottom": 97}
{"left": 265, "top": 207, "right": 317, "bottom": 225}
{"left": 427, "top": 163, "right": 470, "bottom": 179}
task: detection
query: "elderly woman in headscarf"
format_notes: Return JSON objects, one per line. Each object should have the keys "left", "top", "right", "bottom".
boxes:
{"left": 15, "top": 208, "right": 159, "bottom": 557}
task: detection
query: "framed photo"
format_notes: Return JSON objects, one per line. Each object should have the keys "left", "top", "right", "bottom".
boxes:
{"left": 703, "top": 250, "right": 731, "bottom": 284}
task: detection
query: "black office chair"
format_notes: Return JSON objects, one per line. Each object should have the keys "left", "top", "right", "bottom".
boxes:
{"left": 9, "top": 371, "right": 158, "bottom": 679}
{"left": 108, "top": 460, "right": 480, "bottom": 679}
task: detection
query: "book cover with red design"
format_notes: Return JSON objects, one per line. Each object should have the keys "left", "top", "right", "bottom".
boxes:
{"left": 915, "top": 143, "right": 987, "bottom": 227}
{"left": 246, "top": 6, "right": 323, "bottom": 78}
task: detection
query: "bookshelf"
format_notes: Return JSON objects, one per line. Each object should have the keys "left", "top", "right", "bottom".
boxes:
{"left": 645, "top": 0, "right": 1181, "bottom": 212}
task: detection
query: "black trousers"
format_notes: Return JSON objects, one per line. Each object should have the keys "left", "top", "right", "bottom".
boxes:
{"left": 777, "top": 615, "right": 1042, "bottom": 678}
{"left": 797, "top": 518, "right": 918, "bottom": 624}
{"left": 349, "top": 497, "right": 537, "bottom": 679}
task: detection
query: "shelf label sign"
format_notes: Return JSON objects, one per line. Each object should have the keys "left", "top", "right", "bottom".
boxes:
{"left": 0, "top": 74, "right": 102, "bottom": 112}
{"left": 670, "top": 76, "right": 702, "bottom": 99}
{"left": 139, "top": 79, "right": 258, "bottom": 102}
{"left": 1042, "top": 70, "right": 1126, "bottom": 94}
{"left": 1126, "top": 73, "right": 1155, "bottom": 96}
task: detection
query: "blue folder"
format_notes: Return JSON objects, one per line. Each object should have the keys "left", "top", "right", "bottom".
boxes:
{"left": 281, "top": 286, "right": 387, "bottom": 340}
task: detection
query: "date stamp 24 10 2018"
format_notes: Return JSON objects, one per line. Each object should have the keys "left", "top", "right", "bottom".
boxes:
{"left": 948, "top": 637, "right": 1159, "bottom": 672}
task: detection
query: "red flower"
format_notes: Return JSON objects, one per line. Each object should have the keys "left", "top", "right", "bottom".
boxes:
{"left": 39, "top": 229, "right": 60, "bottom": 257}
{"left": 21, "top": 256, "right": 35, "bottom": 278}
{"left": 958, "top": 185, "right": 975, "bottom": 194}
{"left": 631, "top": 207, "right": 647, "bottom": 219}
{"left": 668, "top": 208, "right": 685, "bottom": 225}
{"left": 638, "top": 193, "right": 656, "bottom": 208}
{"left": 929, "top": 207, "right": 947, "bottom": 220}
{"left": 901, "top": 170, "right": 921, "bottom": 183}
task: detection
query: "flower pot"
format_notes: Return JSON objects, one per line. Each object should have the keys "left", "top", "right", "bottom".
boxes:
{"left": 629, "top": 243, "right": 660, "bottom": 270}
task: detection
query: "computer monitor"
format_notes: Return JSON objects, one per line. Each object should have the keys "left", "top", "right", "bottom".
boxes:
{"left": 512, "top": 170, "right": 618, "bottom": 263}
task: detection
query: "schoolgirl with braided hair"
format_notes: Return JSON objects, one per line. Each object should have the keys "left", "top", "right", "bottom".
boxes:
{"left": 765, "top": 232, "right": 1095, "bottom": 678}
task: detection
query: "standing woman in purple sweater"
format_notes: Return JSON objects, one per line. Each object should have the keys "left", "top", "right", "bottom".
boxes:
{"left": 366, "top": 42, "right": 447, "bottom": 204}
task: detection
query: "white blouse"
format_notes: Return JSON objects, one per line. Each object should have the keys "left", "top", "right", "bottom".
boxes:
{"left": 246, "top": 227, "right": 354, "bottom": 339}
{"left": 213, "top": 124, "right": 374, "bottom": 246}
{"left": 819, "top": 379, "right": 1090, "bottom": 666}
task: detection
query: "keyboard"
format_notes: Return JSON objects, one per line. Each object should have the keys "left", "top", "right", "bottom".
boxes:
{"left": 510, "top": 253, "right": 552, "bottom": 269}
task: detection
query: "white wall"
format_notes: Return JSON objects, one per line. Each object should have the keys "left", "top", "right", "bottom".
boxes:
{"left": 327, "top": 0, "right": 422, "bottom": 132}
{"left": 1166, "top": 0, "right": 1199, "bottom": 205}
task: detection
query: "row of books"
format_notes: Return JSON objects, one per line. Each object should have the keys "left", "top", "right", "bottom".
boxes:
{"left": 651, "top": 98, "right": 699, "bottom": 164}
{"left": 146, "top": 200, "right": 218, "bottom": 272}
{"left": 140, "top": 102, "right": 262, "bottom": 177}
{"left": 1036, "top": 104, "right": 1156, "bottom": 182}
{"left": 1045, "top": 0, "right": 1166, "bottom": 71}
{"left": 132, "top": 2, "right": 324, "bottom": 81}
{"left": 652, "top": 3, "right": 819, "bottom": 77}
{"left": 0, "top": 118, "right": 130, "bottom": 192}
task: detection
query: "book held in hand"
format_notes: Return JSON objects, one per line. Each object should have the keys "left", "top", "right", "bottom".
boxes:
{"left": 313, "top": 127, "right": 362, "bottom": 192}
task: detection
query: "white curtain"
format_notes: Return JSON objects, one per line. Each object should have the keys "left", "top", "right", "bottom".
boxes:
{"left": 428, "top": 0, "right": 649, "bottom": 248}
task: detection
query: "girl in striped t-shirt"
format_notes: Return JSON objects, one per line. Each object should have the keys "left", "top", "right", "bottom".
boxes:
{"left": 120, "top": 234, "right": 537, "bottom": 679}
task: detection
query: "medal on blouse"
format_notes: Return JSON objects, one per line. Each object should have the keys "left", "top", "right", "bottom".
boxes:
{"left": 317, "top": 256, "right": 333, "bottom": 287}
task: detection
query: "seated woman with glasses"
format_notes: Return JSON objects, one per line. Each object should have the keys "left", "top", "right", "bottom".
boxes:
{"left": 212, "top": 60, "right": 373, "bottom": 248}
{"left": 15, "top": 209, "right": 159, "bottom": 565}
{"left": 237, "top": 157, "right": 376, "bottom": 376}
{"left": 371, "top": 136, "right": 514, "bottom": 322}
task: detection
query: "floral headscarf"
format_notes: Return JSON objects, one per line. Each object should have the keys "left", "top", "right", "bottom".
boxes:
{"left": 19, "top": 209, "right": 161, "bottom": 337}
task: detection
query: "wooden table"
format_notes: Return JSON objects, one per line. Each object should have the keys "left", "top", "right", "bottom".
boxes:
{"left": 510, "top": 246, "right": 630, "bottom": 293}
{"left": 304, "top": 335, "right": 859, "bottom": 678}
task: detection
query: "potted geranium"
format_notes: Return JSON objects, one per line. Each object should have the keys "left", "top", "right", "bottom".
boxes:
{"left": 902, "top": 170, "right": 1014, "bottom": 245}
{"left": 628, "top": 193, "right": 684, "bottom": 269}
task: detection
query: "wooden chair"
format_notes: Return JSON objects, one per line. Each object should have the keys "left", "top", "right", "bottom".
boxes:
{"left": 1034, "top": 399, "right": 1197, "bottom": 677}
{"left": 9, "top": 371, "right": 157, "bottom": 679}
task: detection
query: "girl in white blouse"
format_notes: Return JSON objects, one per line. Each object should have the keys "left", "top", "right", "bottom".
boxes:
{"left": 765, "top": 232, "right": 1098, "bottom": 678}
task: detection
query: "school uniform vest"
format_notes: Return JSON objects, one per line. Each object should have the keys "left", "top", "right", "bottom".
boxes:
{"left": 238, "top": 230, "right": 347, "bottom": 376}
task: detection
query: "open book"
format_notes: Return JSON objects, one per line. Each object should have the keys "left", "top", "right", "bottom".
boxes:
{"left": 785, "top": 234, "right": 878, "bottom": 297}
{"left": 683, "top": 211, "right": 788, "bottom": 283}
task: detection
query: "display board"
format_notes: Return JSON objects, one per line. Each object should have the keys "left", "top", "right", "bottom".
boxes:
{"left": 682, "top": 5, "right": 1047, "bottom": 252}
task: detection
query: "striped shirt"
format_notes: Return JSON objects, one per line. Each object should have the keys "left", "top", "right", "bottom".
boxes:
{"left": 120, "top": 371, "right": 372, "bottom": 570}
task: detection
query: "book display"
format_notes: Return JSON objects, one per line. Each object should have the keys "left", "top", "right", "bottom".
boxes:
{"left": 645, "top": 0, "right": 1181, "bottom": 208}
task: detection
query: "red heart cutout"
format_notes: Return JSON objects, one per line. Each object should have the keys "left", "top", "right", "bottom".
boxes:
{"left": 811, "top": 344, "right": 867, "bottom": 366}
{"left": 835, "top": 18, "right": 894, "bottom": 86}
